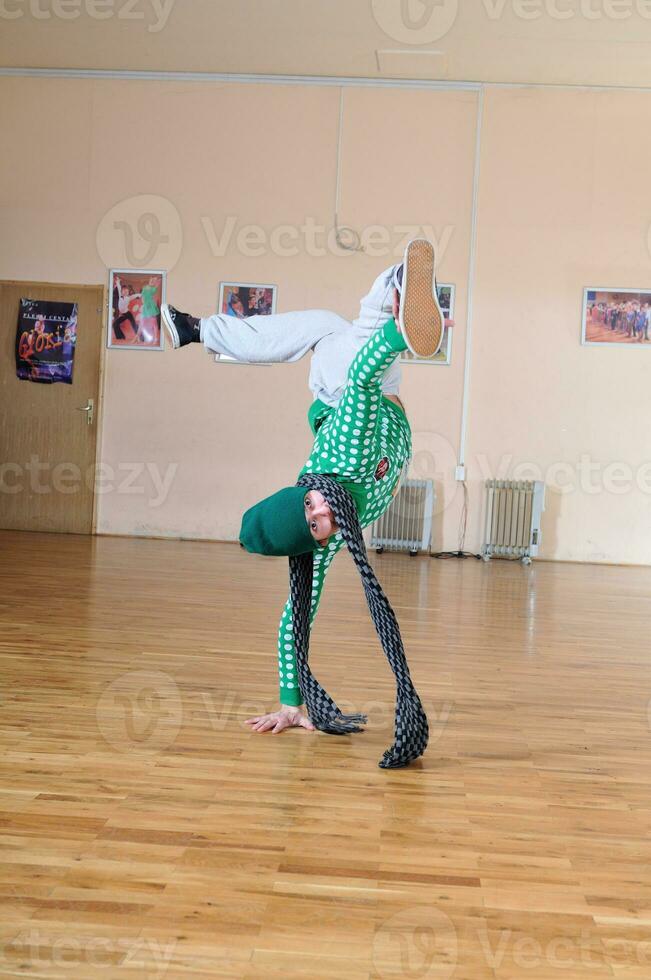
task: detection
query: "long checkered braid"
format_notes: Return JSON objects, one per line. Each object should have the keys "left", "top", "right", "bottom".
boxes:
{"left": 290, "top": 473, "right": 429, "bottom": 769}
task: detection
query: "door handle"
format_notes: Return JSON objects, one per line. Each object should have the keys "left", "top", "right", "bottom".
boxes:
{"left": 76, "top": 398, "right": 94, "bottom": 425}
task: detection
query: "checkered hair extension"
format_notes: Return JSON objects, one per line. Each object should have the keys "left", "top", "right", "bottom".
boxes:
{"left": 291, "top": 473, "right": 429, "bottom": 769}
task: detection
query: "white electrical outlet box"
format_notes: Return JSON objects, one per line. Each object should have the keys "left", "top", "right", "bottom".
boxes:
{"left": 455, "top": 465, "right": 466, "bottom": 482}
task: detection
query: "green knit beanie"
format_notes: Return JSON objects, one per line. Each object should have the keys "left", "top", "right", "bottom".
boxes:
{"left": 239, "top": 486, "right": 320, "bottom": 557}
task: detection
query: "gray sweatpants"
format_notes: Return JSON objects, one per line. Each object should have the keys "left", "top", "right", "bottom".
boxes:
{"left": 199, "top": 309, "right": 401, "bottom": 408}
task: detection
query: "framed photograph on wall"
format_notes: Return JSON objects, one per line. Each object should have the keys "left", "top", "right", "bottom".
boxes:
{"left": 108, "top": 269, "right": 166, "bottom": 350}
{"left": 218, "top": 282, "right": 277, "bottom": 320}
{"left": 582, "top": 288, "right": 651, "bottom": 346}
{"left": 215, "top": 282, "right": 277, "bottom": 364}
{"left": 400, "top": 282, "right": 455, "bottom": 365}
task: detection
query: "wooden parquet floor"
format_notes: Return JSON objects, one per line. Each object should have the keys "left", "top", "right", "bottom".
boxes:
{"left": 1, "top": 530, "right": 651, "bottom": 978}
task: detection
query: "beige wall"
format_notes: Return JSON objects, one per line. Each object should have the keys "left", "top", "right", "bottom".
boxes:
{"left": 1, "top": 77, "right": 650, "bottom": 563}
{"left": 467, "top": 87, "right": 651, "bottom": 565}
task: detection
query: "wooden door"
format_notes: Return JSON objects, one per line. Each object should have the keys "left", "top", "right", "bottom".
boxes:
{"left": 0, "top": 281, "right": 104, "bottom": 534}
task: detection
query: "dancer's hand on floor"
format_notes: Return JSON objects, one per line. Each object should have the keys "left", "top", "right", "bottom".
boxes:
{"left": 244, "top": 706, "right": 315, "bottom": 734}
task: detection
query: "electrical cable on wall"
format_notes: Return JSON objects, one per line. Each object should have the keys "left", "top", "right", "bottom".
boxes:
{"left": 430, "top": 482, "right": 481, "bottom": 560}
{"left": 430, "top": 90, "right": 485, "bottom": 562}
{"left": 334, "top": 88, "right": 364, "bottom": 253}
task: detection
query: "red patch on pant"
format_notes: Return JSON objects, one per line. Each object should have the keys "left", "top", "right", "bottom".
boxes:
{"left": 374, "top": 457, "right": 390, "bottom": 481}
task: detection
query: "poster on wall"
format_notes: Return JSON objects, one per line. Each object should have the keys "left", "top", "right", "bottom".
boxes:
{"left": 108, "top": 269, "right": 165, "bottom": 350}
{"left": 218, "top": 282, "right": 277, "bottom": 319}
{"left": 582, "top": 288, "right": 651, "bottom": 346}
{"left": 401, "top": 283, "right": 455, "bottom": 365}
{"left": 15, "top": 299, "right": 78, "bottom": 385}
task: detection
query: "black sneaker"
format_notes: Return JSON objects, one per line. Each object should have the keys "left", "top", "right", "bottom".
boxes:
{"left": 161, "top": 304, "right": 201, "bottom": 348}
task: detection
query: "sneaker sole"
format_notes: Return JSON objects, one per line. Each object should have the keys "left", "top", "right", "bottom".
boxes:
{"left": 160, "top": 304, "right": 180, "bottom": 349}
{"left": 399, "top": 239, "right": 445, "bottom": 359}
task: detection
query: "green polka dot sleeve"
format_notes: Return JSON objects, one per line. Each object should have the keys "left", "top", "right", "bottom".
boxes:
{"left": 277, "top": 535, "right": 344, "bottom": 706}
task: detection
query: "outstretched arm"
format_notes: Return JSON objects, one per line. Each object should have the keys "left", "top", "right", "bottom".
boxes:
{"left": 245, "top": 536, "right": 344, "bottom": 732}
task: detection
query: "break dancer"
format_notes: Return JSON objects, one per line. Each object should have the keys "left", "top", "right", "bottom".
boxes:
{"left": 161, "top": 240, "right": 451, "bottom": 768}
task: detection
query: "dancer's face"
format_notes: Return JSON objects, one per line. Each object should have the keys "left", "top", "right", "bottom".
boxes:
{"left": 304, "top": 490, "right": 338, "bottom": 545}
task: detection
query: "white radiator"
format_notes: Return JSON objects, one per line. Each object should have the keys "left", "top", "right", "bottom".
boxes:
{"left": 482, "top": 479, "right": 545, "bottom": 564}
{"left": 369, "top": 478, "right": 434, "bottom": 556}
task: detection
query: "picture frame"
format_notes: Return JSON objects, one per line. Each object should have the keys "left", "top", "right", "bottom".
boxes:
{"left": 400, "top": 282, "right": 455, "bottom": 365}
{"left": 582, "top": 287, "right": 651, "bottom": 347}
{"left": 215, "top": 281, "right": 277, "bottom": 365}
{"left": 108, "top": 269, "right": 166, "bottom": 350}
{"left": 217, "top": 282, "right": 277, "bottom": 319}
